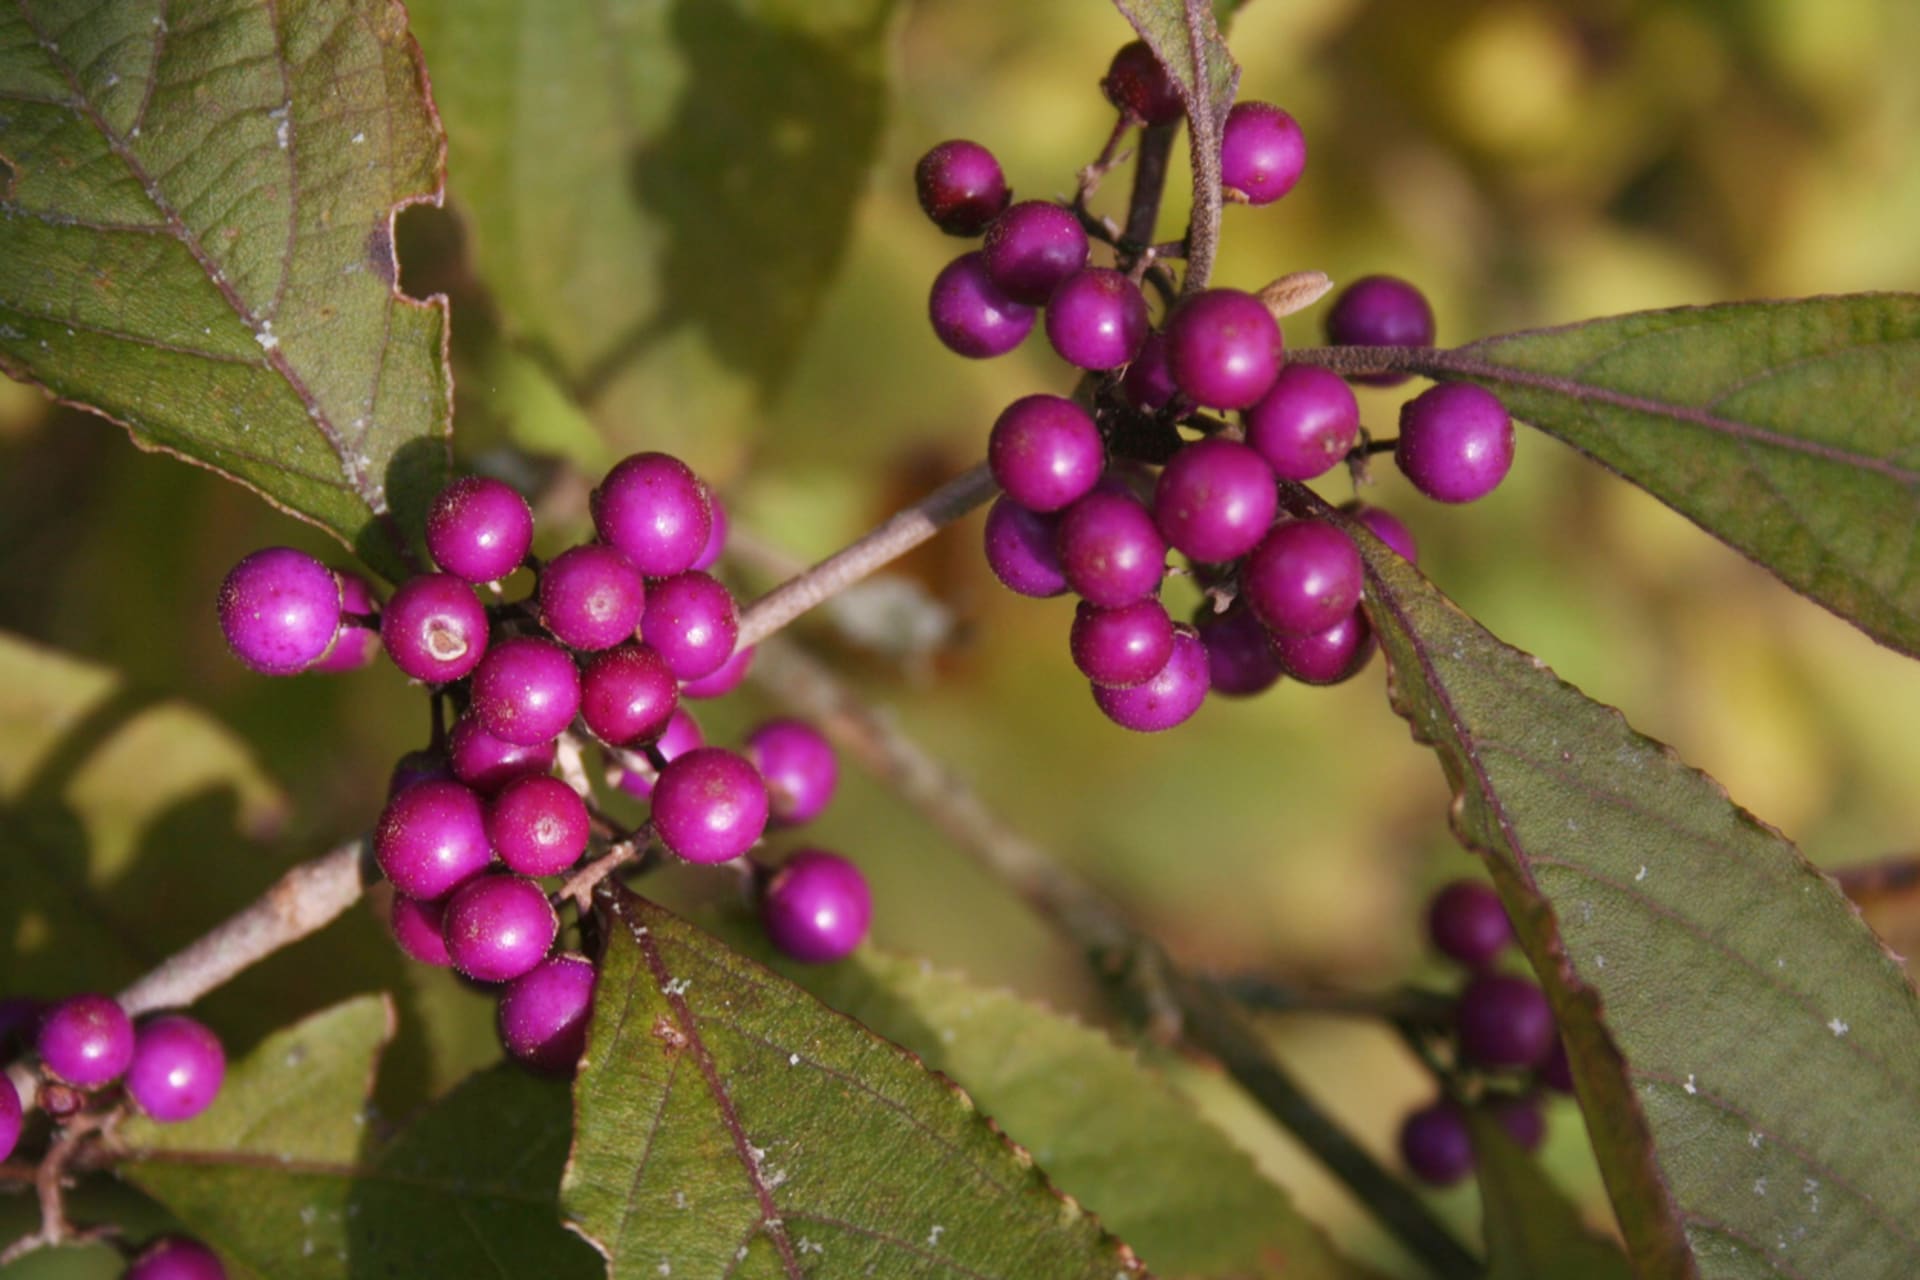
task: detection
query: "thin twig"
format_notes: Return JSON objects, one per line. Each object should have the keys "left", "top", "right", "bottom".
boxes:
{"left": 0, "top": 1111, "right": 115, "bottom": 1265}
{"left": 1212, "top": 975, "right": 1456, "bottom": 1029}
{"left": 1124, "top": 123, "right": 1177, "bottom": 249}
{"left": 1177, "top": 0, "right": 1227, "bottom": 295}
{"left": 559, "top": 828, "right": 653, "bottom": 911}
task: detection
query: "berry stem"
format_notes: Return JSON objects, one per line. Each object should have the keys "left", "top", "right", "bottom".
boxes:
{"left": 1075, "top": 113, "right": 1136, "bottom": 207}
{"left": 0, "top": 1109, "right": 115, "bottom": 1266}
{"left": 1212, "top": 974, "right": 1457, "bottom": 1029}
{"left": 558, "top": 826, "right": 655, "bottom": 911}
{"left": 1123, "top": 122, "right": 1177, "bottom": 248}
{"left": 1177, "top": 0, "right": 1226, "bottom": 296}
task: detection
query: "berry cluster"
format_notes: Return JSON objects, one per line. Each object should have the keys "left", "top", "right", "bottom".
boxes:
{"left": 914, "top": 43, "right": 1515, "bottom": 732}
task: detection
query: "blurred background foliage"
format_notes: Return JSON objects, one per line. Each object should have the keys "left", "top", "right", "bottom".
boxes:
{"left": 5, "top": 0, "right": 1920, "bottom": 1274}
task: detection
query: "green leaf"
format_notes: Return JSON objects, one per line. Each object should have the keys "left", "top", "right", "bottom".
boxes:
{"left": 1349, "top": 514, "right": 1920, "bottom": 1279}
{"left": 1111, "top": 0, "right": 1240, "bottom": 127}
{"left": 563, "top": 887, "right": 1148, "bottom": 1279}
{"left": 0, "top": 0, "right": 451, "bottom": 579}
{"left": 1438, "top": 296, "right": 1920, "bottom": 658}
{"left": 1468, "top": 1110, "right": 1633, "bottom": 1280}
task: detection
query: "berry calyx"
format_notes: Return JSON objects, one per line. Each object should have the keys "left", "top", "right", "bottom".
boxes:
{"left": 591, "top": 452, "right": 713, "bottom": 578}
{"left": 1197, "top": 606, "right": 1285, "bottom": 697}
{"left": 125, "top": 1015, "right": 225, "bottom": 1123}
{"left": 651, "top": 747, "right": 769, "bottom": 864}
{"left": 1045, "top": 268, "right": 1150, "bottom": 370}
{"left": 447, "top": 715, "right": 558, "bottom": 794}
{"left": 1455, "top": 973, "right": 1557, "bottom": 1070}
{"left": 1242, "top": 519, "right": 1364, "bottom": 637}
{"left": 1220, "top": 101, "right": 1307, "bottom": 205}
{"left": 1092, "top": 625, "right": 1210, "bottom": 732}
{"left": 1244, "top": 364, "right": 1361, "bottom": 481}
{"left": 470, "top": 635, "right": 582, "bottom": 747}
{"left": 1270, "top": 606, "right": 1374, "bottom": 685}
{"left": 498, "top": 953, "right": 596, "bottom": 1074}
{"left": 762, "top": 849, "right": 872, "bottom": 964}
{"left": 983, "top": 201, "right": 1090, "bottom": 305}
{"left": 1323, "top": 275, "right": 1434, "bottom": 387}
{"left": 929, "top": 251, "right": 1035, "bottom": 358}
{"left": 581, "top": 644, "right": 680, "bottom": 745}
{"left": 425, "top": 475, "right": 534, "bottom": 583}
{"left": 36, "top": 993, "right": 134, "bottom": 1089}
{"left": 914, "top": 140, "right": 1012, "bottom": 237}
{"left": 640, "top": 571, "right": 740, "bottom": 682}
{"left": 745, "top": 718, "right": 840, "bottom": 827}
{"left": 389, "top": 893, "right": 453, "bottom": 967}
{"left": 983, "top": 497, "right": 1069, "bottom": 598}
{"left": 443, "top": 874, "right": 560, "bottom": 984}
{"left": 1398, "top": 1100, "right": 1474, "bottom": 1187}
{"left": 1071, "top": 597, "right": 1176, "bottom": 689}
{"left": 217, "top": 547, "right": 342, "bottom": 676}
{"left": 380, "top": 574, "right": 490, "bottom": 684}
{"left": 126, "top": 1236, "right": 228, "bottom": 1280}
{"left": 1102, "top": 41, "right": 1183, "bottom": 126}
{"left": 987, "top": 394, "right": 1106, "bottom": 514}
{"left": 1396, "top": 383, "right": 1515, "bottom": 504}
{"left": 1056, "top": 487, "right": 1167, "bottom": 608}
{"left": 1165, "top": 288, "right": 1284, "bottom": 410}
{"left": 1153, "top": 438, "right": 1278, "bottom": 564}
{"left": 1426, "top": 880, "right": 1514, "bottom": 970}
{"left": 374, "top": 778, "right": 492, "bottom": 900}
{"left": 488, "top": 774, "right": 591, "bottom": 877}
{"left": 537, "top": 543, "right": 646, "bottom": 652}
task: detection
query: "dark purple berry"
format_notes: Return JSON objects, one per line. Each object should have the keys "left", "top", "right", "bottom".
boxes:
{"left": 1242, "top": 519, "right": 1363, "bottom": 637}
{"left": 1539, "top": 1040, "right": 1575, "bottom": 1095}
{"left": 983, "top": 496, "right": 1068, "bottom": 598}
{"left": 126, "top": 1237, "right": 227, "bottom": 1280}
{"left": 1122, "top": 330, "right": 1179, "bottom": 412}
{"left": 390, "top": 893, "right": 453, "bottom": 967}
{"left": 1245, "top": 364, "right": 1360, "bottom": 481}
{"left": 380, "top": 573, "right": 489, "bottom": 684}
{"left": 1220, "top": 102, "right": 1307, "bottom": 205}
{"left": 447, "top": 715, "right": 557, "bottom": 795}
{"left": 1426, "top": 880, "right": 1513, "bottom": 969}
{"left": 1197, "top": 606, "right": 1284, "bottom": 697}
{"left": 745, "top": 718, "right": 839, "bottom": 826}
{"left": 126, "top": 1015, "right": 225, "bottom": 1123}
{"left": 915, "top": 139, "right": 1011, "bottom": 236}
{"left": 444, "top": 874, "right": 559, "bottom": 984}
{"left": 680, "top": 644, "right": 754, "bottom": 699}
{"left": 37, "top": 994, "right": 133, "bottom": 1089}
{"left": 652, "top": 747, "right": 769, "bottom": 864}
{"left": 1092, "top": 625, "right": 1209, "bottom": 732}
{"left": 762, "top": 849, "right": 872, "bottom": 964}
{"left": 1071, "top": 598, "right": 1175, "bottom": 688}
{"left": 1324, "top": 275, "right": 1434, "bottom": 387}
{"left": 983, "top": 201, "right": 1090, "bottom": 305}
{"left": 581, "top": 644, "right": 680, "bottom": 746}
{"left": 1102, "top": 41, "right": 1183, "bottom": 125}
{"left": 929, "top": 251, "right": 1035, "bottom": 358}
{"left": 538, "top": 544, "right": 645, "bottom": 652}
{"left": 1456, "top": 973, "right": 1557, "bottom": 1070}
{"left": 471, "top": 636, "right": 582, "bottom": 748}
{"left": 1057, "top": 488, "right": 1166, "bottom": 607}
{"left": 615, "top": 707, "right": 703, "bottom": 799}
{"left": 1399, "top": 1101, "right": 1474, "bottom": 1187}
{"left": 1271, "top": 607, "right": 1375, "bottom": 686}
{"left": 1344, "top": 502, "right": 1418, "bottom": 563}
{"left": 592, "top": 452, "right": 713, "bottom": 578}
{"left": 1396, "top": 383, "right": 1515, "bottom": 504}
{"left": 1484, "top": 1092, "right": 1546, "bottom": 1152}
{"left": 1153, "top": 438, "right": 1278, "bottom": 563}
{"left": 1045, "top": 268, "right": 1149, "bottom": 370}
{"left": 388, "top": 748, "right": 453, "bottom": 798}
{"left": 498, "top": 953, "right": 596, "bottom": 1074}
{"left": 1166, "top": 289, "right": 1283, "bottom": 410}
{"left": 374, "top": 778, "right": 492, "bottom": 900}
{"left": 310, "top": 571, "right": 381, "bottom": 674}
{"left": 217, "top": 547, "right": 342, "bottom": 676}
{"left": 640, "top": 571, "right": 739, "bottom": 682}
{"left": 0, "top": 1073, "right": 21, "bottom": 1163}
{"left": 691, "top": 489, "right": 728, "bottom": 573}
{"left": 488, "top": 775, "right": 591, "bottom": 877}
{"left": 425, "top": 476, "right": 534, "bottom": 583}
{"left": 0, "top": 997, "right": 42, "bottom": 1057}
{"left": 988, "top": 394, "right": 1105, "bottom": 514}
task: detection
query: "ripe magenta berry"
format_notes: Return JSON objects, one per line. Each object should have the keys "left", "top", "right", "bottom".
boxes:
{"left": 1456, "top": 973, "right": 1557, "bottom": 1070}
{"left": 914, "top": 139, "right": 1011, "bottom": 237}
{"left": 762, "top": 849, "right": 872, "bottom": 964}
{"left": 1057, "top": 488, "right": 1167, "bottom": 607}
{"left": 37, "top": 993, "right": 134, "bottom": 1088}
{"left": 1046, "top": 268, "right": 1149, "bottom": 370}
{"left": 745, "top": 718, "right": 839, "bottom": 826}
{"left": 1344, "top": 502, "right": 1419, "bottom": 564}
{"left": 374, "top": 778, "right": 492, "bottom": 900}
{"left": 1102, "top": 40, "right": 1183, "bottom": 125}
{"left": 983, "top": 496, "right": 1068, "bottom": 598}
{"left": 1153, "top": 438, "right": 1278, "bottom": 563}
{"left": 1093, "top": 625, "right": 1210, "bottom": 732}
{"left": 1399, "top": 1101, "right": 1474, "bottom": 1187}
{"left": 983, "top": 201, "right": 1090, "bottom": 305}
{"left": 488, "top": 774, "right": 591, "bottom": 877}
{"left": 640, "top": 571, "right": 740, "bottom": 682}
{"left": 0, "top": 1074, "right": 21, "bottom": 1163}
{"left": 1071, "top": 597, "right": 1175, "bottom": 688}
{"left": 1242, "top": 519, "right": 1363, "bottom": 637}
{"left": 389, "top": 893, "right": 453, "bottom": 967}
{"left": 1484, "top": 1092, "right": 1546, "bottom": 1152}
{"left": 1270, "top": 607, "right": 1374, "bottom": 685}
{"left": 380, "top": 573, "right": 489, "bottom": 684}
{"left": 1165, "top": 289, "right": 1283, "bottom": 410}
{"left": 680, "top": 643, "right": 755, "bottom": 699}
{"left": 443, "top": 874, "right": 559, "bottom": 984}
{"left": 126, "top": 1237, "right": 227, "bottom": 1280}
{"left": 537, "top": 544, "right": 645, "bottom": 651}
{"left": 1324, "top": 275, "right": 1434, "bottom": 387}
{"left": 651, "top": 747, "right": 769, "bottom": 864}
{"left": 929, "top": 251, "right": 1035, "bottom": 358}
{"left": 447, "top": 714, "right": 557, "bottom": 795}
{"left": 1197, "top": 606, "right": 1285, "bottom": 697}
{"left": 310, "top": 571, "right": 381, "bottom": 674}
{"left": 388, "top": 748, "right": 453, "bottom": 798}
{"left": 498, "top": 953, "right": 596, "bottom": 1074}
{"left": 988, "top": 394, "right": 1106, "bottom": 514}
{"left": 425, "top": 475, "right": 534, "bottom": 583}
{"left": 581, "top": 644, "right": 679, "bottom": 745}
{"left": 471, "top": 636, "right": 582, "bottom": 747}
{"left": 1221, "top": 102, "right": 1307, "bottom": 205}
{"left": 692, "top": 489, "right": 728, "bottom": 573}
{"left": 1539, "top": 1040, "right": 1575, "bottom": 1094}
{"left": 1122, "top": 330, "right": 1179, "bottom": 412}
{"left": 614, "top": 706, "right": 703, "bottom": 799}
{"left": 1396, "top": 383, "right": 1515, "bottom": 504}
{"left": 1244, "top": 364, "right": 1360, "bottom": 481}
{"left": 1426, "top": 880, "right": 1513, "bottom": 969}
{"left": 126, "top": 1015, "right": 225, "bottom": 1123}
{"left": 217, "top": 547, "right": 342, "bottom": 675}
{"left": 592, "top": 452, "right": 712, "bottom": 578}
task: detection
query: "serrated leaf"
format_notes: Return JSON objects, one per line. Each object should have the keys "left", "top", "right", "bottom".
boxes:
{"left": 1111, "top": 0, "right": 1240, "bottom": 127}
{"left": 563, "top": 887, "right": 1148, "bottom": 1279}
{"left": 1348, "top": 515, "right": 1920, "bottom": 1280}
{"left": 0, "top": 0, "right": 451, "bottom": 580}
{"left": 1436, "top": 296, "right": 1920, "bottom": 658}
{"left": 1468, "top": 1110, "right": 1633, "bottom": 1280}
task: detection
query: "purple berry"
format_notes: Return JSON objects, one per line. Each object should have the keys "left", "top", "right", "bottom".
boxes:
{"left": 471, "top": 636, "right": 582, "bottom": 747}
{"left": 1057, "top": 488, "right": 1167, "bottom": 608}
{"left": 640, "top": 571, "right": 740, "bottom": 682}
{"left": 1165, "top": 289, "right": 1283, "bottom": 410}
{"left": 538, "top": 544, "right": 646, "bottom": 652}
{"left": 1092, "top": 625, "right": 1210, "bottom": 732}
{"left": 1426, "top": 880, "right": 1514, "bottom": 969}
{"left": 680, "top": 644, "right": 755, "bottom": 699}
{"left": 1102, "top": 41, "right": 1183, "bottom": 125}
{"left": 1399, "top": 1101, "right": 1474, "bottom": 1187}
{"left": 37, "top": 994, "right": 133, "bottom": 1088}
{"left": 310, "top": 571, "right": 381, "bottom": 674}
{"left": 1070, "top": 598, "right": 1175, "bottom": 688}
{"left": 1197, "top": 606, "right": 1284, "bottom": 697}
{"left": 1344, "top": 502, "right": 1418, "bottom": 564}
{"left": 1242, "top": 519, "right": 1363, "bottom": 637}
{"left": 126, "top": 1237, "right": 227, "bottom": 1280}
{"left": 762, "top": 849, "right": 872, "bottom": 964}
{"left": 745, "top": 718, "right": 839, "bottom": 826}
{"left": 217, "top": 547, "right": 342, "bottom": 675}
{"left": 380, "top": 573, "right": 489, "bottom": 684}
{"left": 691, "top": 489, "right": 728, "bottom": 572}
{"left": 498, "top": 953, "right": 596, "bottom": 1074}
{"left": 447, "top": 715, "right": 557, "bottom": 795}
{"left": 0, "top": 998, "right": 42, "bottom": 1057}
{"left": 125, "top": 1015, "right": 225, "bottom": 1123}
{"left": 0, "top": 1074, "right": 20, "bottom": 1163}
{"left": 1153, "top": 438, "right": 1278, "bottom": 564}
{"left": 592, "top": 453, "right": 713, "bottom": 578}
{"left": 374, "top": 778, "right": 492, "bottom": 900}
{"left": 488, "top": 774, "right": 591, "bottom": 877}
{"left": 915, "top": 140, "right": 1011, "bottom": 237}
{"left": 1245, "top": 364, "right": 1360, "bottom": 481}
{"left": 983, "top": 201, "right": 1090, "bottom": 305}
{"left": 1396, "top": 383, "right": 1515, "bottom": 504}
{"left": 651, "top": 747, "right": 769, "bottom": 864}
{"left": 580, "top": 644, "right": 680, "bottom": 746}
{"left": 614, "top": 707, "right": 704, "bottom": 799}
{"left": 443, "top": 875, "right": 560, "bottom": 984}
{"left": 1270, "top": 607, "right": 1375, "bottom": 686}
{"left": 1046, "top": 269, "right": 1149, "bottom": 370}
{"left": 983, "top": 497, "right": 1068, "bottom": 598}
{"left": 929, "top": 251, "right": 1035, "bottom": 358}
{"left": 389, "top": 893, "right": 453, "bottom": 967}
{"left": 1539, "top": 1040, "right": 1575, "bottom": 1095}
{"left": 425, "top": 476, "right": 534, "bottom": 583}
{"left": 1324, "top": 275, "right": 1434, "bottom": 388}
{"left": 1485, "top": 1093, "right": 1546, "bottom": 1152}
{"left": 388, "top": 748, "right": 453, "bottom": 798}
{"left": 1122, "top": 330, "right": 1179, "bottom": 412}
{"left": 1456, "top": 973, "right": 1557, "bottom": 1070}
{"left": 988, "top": 394, "right": 1106, "bottom": 514}
{"left": 1220, "top": 101, "right": 1307, "bottom": 205}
